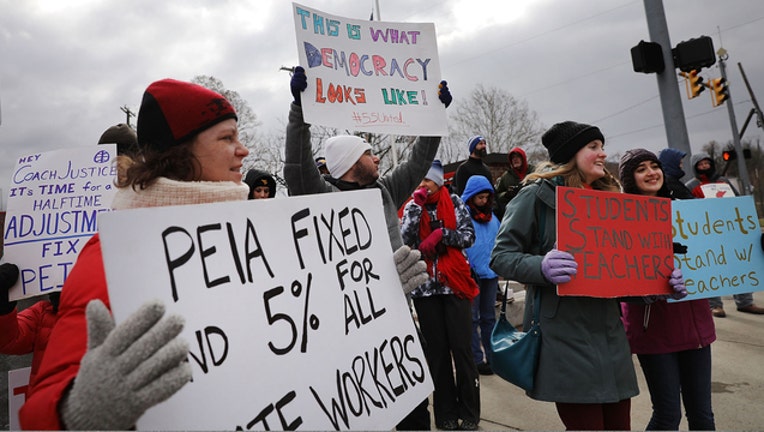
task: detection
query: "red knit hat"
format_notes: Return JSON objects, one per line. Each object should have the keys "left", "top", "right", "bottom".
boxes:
{"left": 137, "top": 78, "right": 238, "bottom": 152}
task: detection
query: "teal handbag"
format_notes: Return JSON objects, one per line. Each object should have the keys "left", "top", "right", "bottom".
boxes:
{"left": 490, "top": 287, "right": 541, "bottom": 391}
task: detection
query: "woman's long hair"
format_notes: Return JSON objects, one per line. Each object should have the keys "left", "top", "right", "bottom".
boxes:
{"left": 115, "top": 142, "right": 203, "bottom": 190}
{"left": 525, "top": 160, "right": 621, "bottom": 192}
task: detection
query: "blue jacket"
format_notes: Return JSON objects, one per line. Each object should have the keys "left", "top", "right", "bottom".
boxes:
{"left": 461, "top": 176, "right": 499, "bottom": 279}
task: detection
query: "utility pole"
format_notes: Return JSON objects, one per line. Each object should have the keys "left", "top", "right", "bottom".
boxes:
{"left": 717, "top": 50, "right": 751, "bottom": 194}
{"left": 738, "top": 62, "right": 764, "bottom": 131}
{"left": 120, "top": 105, "right": 135, "bottom": 127}
{"left": 642, "top": 0, "right": 693, "bottom": 172}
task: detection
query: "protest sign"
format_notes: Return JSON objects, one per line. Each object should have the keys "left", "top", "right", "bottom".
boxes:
{"left": 99, "top": 189, "right": 432, "bottom": 430}
{"left": 700, "top": 182, "right": 735, "bottom": 198}
{"left": 671, "top": 195, "right": 764, "bottom": 300}
{"left": 8, "top": 367, "right": 31, "bottom": 431}
{"left": 3, "top": 146, "right": 117, "bottom": 300}
{"left": 556, "top": 187, "right": 674, "bottom": 297}
{"left": 292, "top": 3, "right": 447, "bottom": 136}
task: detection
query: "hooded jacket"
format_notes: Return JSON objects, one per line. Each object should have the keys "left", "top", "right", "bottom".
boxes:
{"left": 657, "top": 148, "right": 694, "bottom": 200}
{"left": 460, "top": 176, "right": 499, "bottom": 280}
{"left": 685, "top": 151, "right": 738, "bottom": 198}
{"left": 494, "top": 147, "right": 534, "bottom": 220}
{"left": 243, "top": 169, "right": 276, "bottom": 198}
{"left": 0, "top": 300, "right": 57, "bottom": 393}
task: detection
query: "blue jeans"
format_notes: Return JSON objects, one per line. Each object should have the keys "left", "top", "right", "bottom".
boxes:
{"left": 709, "top": 292, "right": 753, "bottom": 309}
{"left": 637, "top": 345, "right": 715, "bottom": 430}
{"left": 471, "top": 276, "right": 498, "bottom": 364}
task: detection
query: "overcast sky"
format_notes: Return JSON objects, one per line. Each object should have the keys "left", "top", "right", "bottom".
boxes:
{"left": 2, "top": 0, "right": 763, "bottom": 206}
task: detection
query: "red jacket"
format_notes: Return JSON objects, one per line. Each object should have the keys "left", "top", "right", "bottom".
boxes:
{"left": 19, "top": 234, "right": 109, "bottom": 430}
{"left": 0, "top": 300, "right": 57, "bottom": 393}
{"left": 621, "top": 298, "right": 716, "bottom": 355}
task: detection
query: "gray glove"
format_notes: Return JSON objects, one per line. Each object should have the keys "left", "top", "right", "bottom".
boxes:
{"left": 394, "top": 245, "right": 428, "bottom": 294}
{"left": 61, "top": 299, "right": 191, "bottom": 430}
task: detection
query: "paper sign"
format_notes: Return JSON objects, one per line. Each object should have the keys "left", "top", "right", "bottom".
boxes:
{"left": 8, "top": 367, "right": 31, "bottom": 431}
{"left": 700, "top": 182, "right": 735, "bottom": 198}
{"left": 556, "top": 187, "right": 674, "bottom": 297}
{"left": 671, "top": 196, "right": 764, "bottom": 300}
{"left": 3, "top": 146, "right": 117, "bottom": 300}
{"left": 292, "top": 3, "right": 447, "bottom": 136}
{"left": 99, "top": 189, "right": 432, "bottom": 430}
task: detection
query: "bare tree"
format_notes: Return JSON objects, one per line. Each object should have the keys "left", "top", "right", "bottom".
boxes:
{"left": 443, "top": 84, "right": 545, "bottom": 163}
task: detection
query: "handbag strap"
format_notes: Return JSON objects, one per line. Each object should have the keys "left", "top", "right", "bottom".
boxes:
{"left": 499, "top": 199, "right": 544, "bottom": 324}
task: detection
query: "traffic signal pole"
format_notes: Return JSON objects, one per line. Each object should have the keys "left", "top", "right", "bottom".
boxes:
{"left": 718, "top": 53, "right": 752, "bottom": 194}
{"left": 643, "top": 0, "right": 693, "bottom": 172}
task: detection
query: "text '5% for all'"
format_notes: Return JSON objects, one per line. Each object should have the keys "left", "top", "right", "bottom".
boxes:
{"left": 263, "top": 273, "right": 320, "bottom": 355}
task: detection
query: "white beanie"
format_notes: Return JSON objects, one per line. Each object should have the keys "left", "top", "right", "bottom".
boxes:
{"left": 325, "top": 135, "right": 371, "bottom": 179}
{"left": 425, "top": 159, "right": 444, "bottom": 187}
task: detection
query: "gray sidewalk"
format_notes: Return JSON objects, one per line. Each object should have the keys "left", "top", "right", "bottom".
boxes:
{"left": 477, "top": 292, "right": 764, "bottom": 430}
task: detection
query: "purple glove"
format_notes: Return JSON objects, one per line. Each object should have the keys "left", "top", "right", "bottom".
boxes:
{"left": 412, "top": 188, "right": 428, "bottom": 206}
{"left": 669, "top": 268, "right": 688, "bottom": 300}
{"left": 541, "top": 249, "right": 578, "bottom": 284}
{"left": 438, "top": 80, "right": 452, "bottom": 108}
{"left": 419, "top": 228, "right": 443, "bottom": 258}
{"left": 290, "top": 66, "right": 307, "bottom": 106}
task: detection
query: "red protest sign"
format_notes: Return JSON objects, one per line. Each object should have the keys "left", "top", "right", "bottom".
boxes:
{"left": 555, "top": 187, "right": 673, "bottom": 298}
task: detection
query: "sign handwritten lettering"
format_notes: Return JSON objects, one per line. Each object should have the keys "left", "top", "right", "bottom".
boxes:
{"left": 3, "top": 146, "right": 117, "bottom": 300}
{"left": 556, "top": 187, "right": 673, "bottom": 297}
{"left": 100, "top": 189, "right": 433, "bottom": 430}
{"left": 293, "top": 2, "right": 446, "bottom": 135}
{"left": 671, "top": 196, "right": 764, "bottom": 300}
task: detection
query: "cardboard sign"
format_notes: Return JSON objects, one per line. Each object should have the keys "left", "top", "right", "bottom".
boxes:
{"left": 99, "top": 189, "right": 432, "bottom": 430}
{"left": 3, "top": 146, "right": 117, "bottom": 300}
{"left": 671, "top": 195, "right": 764, "bottom": 300}
{"left": 8, "top": 367, "right": 31, "bottom": 431}
{"left": 292, "top": 3, "right": 447, "bottom": 136}
{"left": 700, "top": 182, "right": 735, "bottom": 198}
{"left": 556, "top": 187, "right": 673, "bottom": 297}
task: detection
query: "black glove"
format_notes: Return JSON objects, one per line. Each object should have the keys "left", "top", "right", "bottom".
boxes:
{"left": 0, "top": 263, "right": 20, "bottom": 315}
{"left": 672, "top": 242, "right": 688, "bottom": 254}
{"left": 438, "top": 80, "right": 452, "bottom": 108}
{"left": 290, "top": 66, "right": 308, "bottom": 106}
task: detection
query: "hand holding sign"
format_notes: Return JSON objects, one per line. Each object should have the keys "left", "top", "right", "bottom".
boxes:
{"left": 437, "top": 80, "right": 452, "bottom": 108}
{"left": 0, "top": 263, "right": 20, "bottom": 314}
{"left": 290, "top": 66, "right": 307, "bottom": 106}
{"left": 61, "top": 299, "right": 191, "bottom": 430}
{"left": 541, "top": 249, "right": 578, "bottom": 284}
{"left": 669, "top": 268, "right": 688, "bottom": 300}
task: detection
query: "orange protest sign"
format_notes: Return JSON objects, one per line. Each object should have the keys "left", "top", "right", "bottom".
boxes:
{"left": 555, "top": 187, "right": 673, "bottom": 298}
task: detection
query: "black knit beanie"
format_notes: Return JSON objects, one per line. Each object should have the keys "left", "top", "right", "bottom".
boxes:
{"left": 542, "top": 121, "right": 604, "bottom": 164}
{"left": 619, "top": 148, "right": 670, "bottom": 197}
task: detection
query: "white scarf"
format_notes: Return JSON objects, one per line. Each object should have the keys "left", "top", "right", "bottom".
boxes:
{"left": 111, "top": 177, "right": 249, "bottom": 210}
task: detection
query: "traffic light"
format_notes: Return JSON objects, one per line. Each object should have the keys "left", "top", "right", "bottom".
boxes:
{"left": 710, "top": 77, "right": 729, "bottom": 107}
{"left": 687, "top": 70, "right": 705, "bottom": 99}
{"left": 681, "top": 70, "right": 705, "bottom": 99}
{"left": 722, "top": 149, "right": 736, "bottom": 161}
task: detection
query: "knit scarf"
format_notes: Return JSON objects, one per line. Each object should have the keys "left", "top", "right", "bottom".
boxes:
{"left": 418, "top": 187, "right": 479, "bottom": 300}
{"left": 111, "top": 177, "right": 249, "bottom": 210}
{"left": 467, "top": 198, "right": 494, "bottom": 224}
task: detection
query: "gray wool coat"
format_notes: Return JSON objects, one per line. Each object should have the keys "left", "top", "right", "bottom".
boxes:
{"left": 490, "top": 178, "right": 639, "bottom": 403}
{"left": 283, "top": 103, "right": 440, "bottom": 251}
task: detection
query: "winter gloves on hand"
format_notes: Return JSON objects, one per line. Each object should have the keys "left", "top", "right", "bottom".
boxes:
{"left": 60, "top": 299, "right": 191, "bottom": 431}
{"left": 0, "top": 263, "right": 19, "bottom": 315}
{"left": 412, "top": 187, "right": 428, "bottom": 206}
{"left": 541, "top": 249, "right": 577, "bottom": 285}
{"left": 394, "top": 246, "right": 428, "bottom": 294}
{"left": 419, "top": 228, "right": 443, "bottom": 258}
{"left": 290, "top": 66, "right": 308, "bottom": 106}
{"left": 437, "top": 80, "right": 452, "bottom": 108}
{"left": 668, "top": 268, "right": 688, "bottom": 300}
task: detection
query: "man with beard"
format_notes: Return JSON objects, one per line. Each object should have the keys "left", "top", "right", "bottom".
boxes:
{"left": 454, "top": 136, "right": 492, "bottom": 196}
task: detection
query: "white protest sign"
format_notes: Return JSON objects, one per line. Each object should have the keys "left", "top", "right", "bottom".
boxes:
{"left": 99, "top": 189, "right": 432, "bottom": 431}
{"left": 700, "top": 182, "right": 735, "bottom": 198}
{"left": 8, "top": 366, "right": 31, "bottom": 431}
{"left": 293, "top": 2, "right": 447, "bottom": 136}
{"left": 3, "top": 146, "right": 117, "bottom": 300}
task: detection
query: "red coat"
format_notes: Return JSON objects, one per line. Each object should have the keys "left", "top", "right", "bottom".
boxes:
{"left": 19, "top": 234, "right": 108, "bottom": 430}
{"left": 0, "top": 300, "right": 57, "bottom": 393}
{"left": 621, "top": 298, "right": 716, "bottom": 355}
